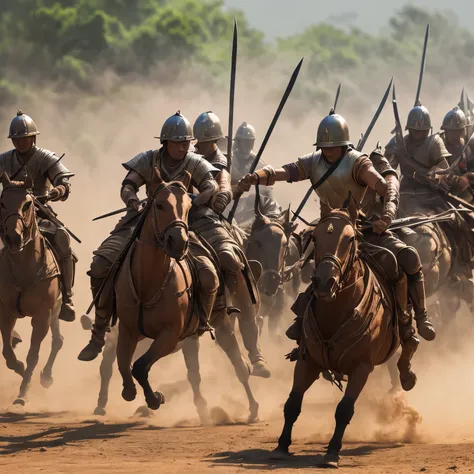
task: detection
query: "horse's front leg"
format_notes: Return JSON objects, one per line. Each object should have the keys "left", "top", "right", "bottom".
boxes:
{"left": 0, "top": 306, "right": 24, "bottom": 376}
{"left": 95, "top": 327, "right": 118, "bottom": 416}
{"left": 272, "top": 356, "right": 321, "bottom": 458}
{"left": 117, "top": 321, "right": 138, "bottom": 403}
{"left": 322, "top": 362, "right": 373, "bottom": 468}
{"left": 131, "top": 326, "right": 178, "bottom": 410}
{"left": 14, "top": 314, "right": 50, "bottom": 405}
{"left": 40, "top": 305, "right": 64, "bottom": 389}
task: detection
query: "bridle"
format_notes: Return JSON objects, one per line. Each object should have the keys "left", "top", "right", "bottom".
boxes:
{"left": 312, "top": 213, "right": 357, "bottom": 292}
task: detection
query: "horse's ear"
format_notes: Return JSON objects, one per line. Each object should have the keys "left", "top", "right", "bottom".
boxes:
{"left": 181, "top": 171, "right": 192, "bottom": 190}
{"left": 344, "top": 192, "right": 358, "bottom": 224}
{"left": 23, "top": 172, "right": 33, "bottom": 190}
{"left": 150, "top": 166, "right": 164, "bottom": 189}
{"left": 1, "top": 172, "right": 11, "bottom": 188}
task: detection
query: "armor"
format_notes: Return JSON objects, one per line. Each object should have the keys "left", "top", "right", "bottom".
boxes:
{"left": 193, "top": 111, "right": 224, "bottom": 143}
{"left": 8, "top": 110, "right": 40, "bottom": 138}
{"left": 123, "top": 149, "right": 218, "bottom": 188}
{"left": 0, "top": 147, "right": 74, "bottom": 198}
{"left": 405, "top": 104, "right": 431, "bottom": 131}
{"left": 204, "top": 147, "right": 228, "bottom": 171}
{"left": 156, "top": 111, "right": 193, "bottom": 143}
{"left": 441, "top": 106, "right": 467, "bottom": 131}
{"left": 314, "top": 113, "right": 351, "bottom": 148}
{"left": 235, "top": 122, "right": 256, "bottom": 140}
{"left": 297, "top": 148, "right": 368, "bottom": 211}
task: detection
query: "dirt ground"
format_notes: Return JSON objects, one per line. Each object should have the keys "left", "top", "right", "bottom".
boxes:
{"left": 1, "top": 412, "right": 473, "bottom": 474}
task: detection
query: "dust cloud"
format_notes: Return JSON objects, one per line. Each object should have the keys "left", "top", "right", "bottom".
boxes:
{"left": 0, "top": 59, "right": 473, "bottom": 448}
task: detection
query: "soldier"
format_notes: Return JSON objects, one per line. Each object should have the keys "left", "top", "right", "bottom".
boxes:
{"left": 0, "top": 110, "right": 76, "bottom": 322}
{"left": 230, "top": 122, "right": 281, "bottom": 226}
{"left": 236, "top": 113, "right": 431, "bottom": 353}
{"left": 192, "top": 111, "right": 270, "bottom": 377}
{"left": 78, "top": 112, "right": 220, "bottom": 362}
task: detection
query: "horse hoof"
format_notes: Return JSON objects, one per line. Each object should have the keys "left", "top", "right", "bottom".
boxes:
{"left": 320, "top": 451, "right": 340, "bottom": 469}
{"left": 94, "top": 407, "right": 106, "bottom": 416}
{"left": 252, "top": 361, "right": 271, "bottom": 378}
{"left": 400, "top": 372, "right": 417, "bottom": 392}
{"left": 146, "top": 391, "right": 165, "bottom": 410}
{"left": 13, "top": 398, "right": 26, "bottom": 407}
{"left": 134, "top": 405, "right": 154, "bottom": 418}
{"left": 122, "top": 386, "right": 137, "bottom": 402}
{"left": 80, "top": 314, "right": 93, "bottom": 330}
{"left": 14, "top": 362, "right": 25, "bottom": 377}
{"left": 40, "top": 372, "right": 54, "bottom": 389}
{"left": 269, "top": 447, "right": 291, "bottom": 460}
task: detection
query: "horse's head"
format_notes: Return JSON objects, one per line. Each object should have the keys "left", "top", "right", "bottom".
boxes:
{"left": 311, "top": 196, "right": 358, "bottom": 301}
{"left": 148, "top": 167, "right": 192, "bottom": 260}
{"left": 246, "top": 187, "right": 293, "bottom": 296}
{"left": 0, "top": 172, "right": 35, "bottom": 253}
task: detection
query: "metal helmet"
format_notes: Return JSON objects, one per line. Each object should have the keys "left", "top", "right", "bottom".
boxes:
{"left": 405, "top": 101, "right": 431, "bottom": 131}
{"left": 8, "top": 109, "right": 40, "bottom": 139}
{"left": 156, "top": 111, "right": 193, "bottom": 143}
{"left": 314, "top": 112, "right": 351, "bottom": 148}
{"left": 193, "top": 111, "right": 224, "bottom": 143}
{"left": 235, "top": 122, "right": 256, "bottom": 140}
{"left": 441, "top": 106, "right": 467, "bottom": 131}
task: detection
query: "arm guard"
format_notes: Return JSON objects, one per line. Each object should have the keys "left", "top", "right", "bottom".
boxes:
{"left": 120, "top": 183, "right": 139, "bottom": 207}
{"left": 53, "top": 176, "right": 71, "bottom": 201}
{"left": 252, "top": 165, "right": 276, "bottom": 186}
{"left": 376, "top": 174, "right": 399, "bottom": 221}
{"left": 213, "top": 169, "right": 232, "bottom": 207}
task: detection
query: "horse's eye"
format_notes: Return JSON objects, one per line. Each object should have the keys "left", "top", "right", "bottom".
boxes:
{"left": 22, "top": 201, "right": 32, "bottom": 213}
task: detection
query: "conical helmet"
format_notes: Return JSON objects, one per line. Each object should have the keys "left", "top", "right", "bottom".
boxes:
{"left": 156, "top": 111, "right": 193, "bottom": 143}
{"left": 441, "top": 106, "right": 467, "bottom": 131}
{"left": 235, "top": 122, "right": 256, "bottom": 140}
{"left": 8, "top": 109, "right": 40, "bottom": 139}
{"left": 405, "top": 101, "right": 431, "bottom": 131}
{"left": 193, "top": 111, "right": 224, "bottom": 143}
{"left": 314, "top": 112, "right": 350, "bottom": 148}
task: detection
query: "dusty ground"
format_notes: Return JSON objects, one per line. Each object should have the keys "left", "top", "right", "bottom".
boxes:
{"left": 0, "top": 412, "right": 473, "bottom": 473}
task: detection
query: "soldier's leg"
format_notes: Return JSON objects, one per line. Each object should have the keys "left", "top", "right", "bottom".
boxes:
{"left": 77, "top": 254, "right": 115, "bottom": 361}
{"left": 397, "top": 246, "right": 436, "bottom": 341}
{"left": 52, "top": 227, "right": 76, "bottom": 322}
{"left": 193, "top": 256, "right": 219, "bottom": 334}
{"left": 286, "top": 286, "right": 312, "bottom": 342}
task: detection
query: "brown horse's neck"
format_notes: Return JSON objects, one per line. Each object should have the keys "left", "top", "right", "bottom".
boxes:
{"left": 132, "top": 213, "right": 171, "bottom": 302}
{"left": 4, "top": 220, "right": 47, "bottom": 287}
{"left": 314, "top": 256, "right": 365, "bottom": 334}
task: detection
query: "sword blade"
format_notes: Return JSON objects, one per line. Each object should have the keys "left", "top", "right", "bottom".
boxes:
{"left": 415, "top": 24, "right": 430, "bottom": 106}
{"left": 226, "top": 18, "right": 238, "bottom": 173}
{"left": 228, "top": 57, "right": 304, "bottom": 223}
{"left": 92, "top": 199, "right": 147, "bottom": 221}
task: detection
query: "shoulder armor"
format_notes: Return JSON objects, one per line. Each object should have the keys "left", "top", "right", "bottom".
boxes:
{"left": 34, "top": 148, "right": 74, "bottom": 185}
{"left": 371, "top": 155, "right": 398, "bottom": 178}
{"left": 209, "top": 148, "right": 228, "bottom": 170}
{"left": 186, "top": 152, "right": 219, "bottom": 186}
{"left": 428, "top": 133, "right": 451, "bottom": 161}
{"left": 0, "top": 150, "right": 15, "bottom": 176}
{"left": 122, "top": 150, "right": 153, "bottom": 182}
{"left": 384, "top": 136, "right": 397, "bottom": 156}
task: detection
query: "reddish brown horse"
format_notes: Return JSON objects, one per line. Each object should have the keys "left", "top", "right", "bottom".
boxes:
{"left": 114, "top": 168, "right": 259, "bottom": 421}
{"left": 272, "top": 199, "right": 416, "bottom": 468}
{"left": 0, "top": 173, "right": 63, "bottom": 406}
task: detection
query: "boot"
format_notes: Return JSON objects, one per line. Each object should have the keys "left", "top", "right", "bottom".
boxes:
{"left": 78, "top": 279, "right": 112, "bottom": 362}
{"left": 196, "top": 290, "right": 217, "bottom": 336}
{"left": 394, "top": 274, "right": 418, "bottom": 391}
{"left": 407, "top": 271, "right": 436, "bottom": 341}
{"left": 285, "top": 317, "right": 303, "bottom": 341}
{"left": 286, "top": 289, "right": 312, "bottom": 342}
{"left": 58, "top": 254, "right": 76, "bottom": 322}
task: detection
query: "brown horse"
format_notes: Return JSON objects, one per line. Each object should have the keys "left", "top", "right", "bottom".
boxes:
{"left": 0, "top": 173, "right": 63, "bottom": 406}
{"left": 272, "top": 199, "right": 416, "bottom": 468}
{"left": 114, "top": 167, "right": 259, "bottom": 421}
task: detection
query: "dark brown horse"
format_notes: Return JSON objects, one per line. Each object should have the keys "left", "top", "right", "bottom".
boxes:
{"left": 0, "top": 173, "right": 63, "bottom": 406}
{"left": 272, "top": 199, "right": 416, "bottom": 468}
{"left": 114, "top": 167, "right": 260, "bottom": 421}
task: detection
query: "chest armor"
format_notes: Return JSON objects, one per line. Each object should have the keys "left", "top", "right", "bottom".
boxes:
{"left": 308, "top": 149, "right": 367, "bottom": 211}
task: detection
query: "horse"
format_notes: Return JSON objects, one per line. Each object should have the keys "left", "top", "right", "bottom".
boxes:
{"left": 0, "top": 172, "right": 63, "bottom": 406}
{"left": 244, "top": 186, "right": 302, "bottom": 338}
{"left": 113, "top": 167, "right": 260, "bottom": 421}
{"left": 272, "top": 198, "right": 416, "bottom": 468}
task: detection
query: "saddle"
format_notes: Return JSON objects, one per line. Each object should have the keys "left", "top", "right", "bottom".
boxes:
{"left": 359, "top": 241, "right": 399, "bottom": 283}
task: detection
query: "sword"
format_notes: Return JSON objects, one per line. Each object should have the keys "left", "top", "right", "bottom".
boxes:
{"left": 415, "top": 24, "right": 430, "bottom": 106}
{"left": 227, "top": 57, "right": 304, "bottom": 223}
{"left": 291, "top": 77, "right": 393, "bottom": 224}
{"left": 226, "top": 18, "right": 238, "bottom": 174}
{"left": 92, "top": 199, "right": 147, "bottom": 221}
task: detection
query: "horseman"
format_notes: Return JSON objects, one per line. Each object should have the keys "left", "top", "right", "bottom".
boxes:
{"left": 79, "top": 112, "right": 221, "bottom": 362}
{"left": 230, "top": 122, "right": 281, "bottom": 226}
{"left": 0, "top": 110, "right": 76, "bottom": 322}
{"left": 192, "top": 111, "right": 270, "bottom": 377}
{"left": 385, "top": 102, "right": 474, "bottom": 276}
{"left": 237, "top": 112, "right": 432, "bottom": 352}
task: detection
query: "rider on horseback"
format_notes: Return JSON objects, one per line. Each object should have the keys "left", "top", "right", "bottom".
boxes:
{"left": 237, "top": 112, "right": 433, "bottom": 348}
{"left": 0, "top": 110, "right": 76, "bottom": 322}
{"left": 78, "top": 112, "right": 220, "bottom": 362}
{"left": 192, "top": 111, "right": 270, "bottom": 377}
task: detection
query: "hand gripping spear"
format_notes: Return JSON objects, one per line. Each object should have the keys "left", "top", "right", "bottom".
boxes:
{"left": 227, "top": 58, "right": 304, "bottom": 223}
{"left": 291, "top": 77, "right": 393, "bottom": 224}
